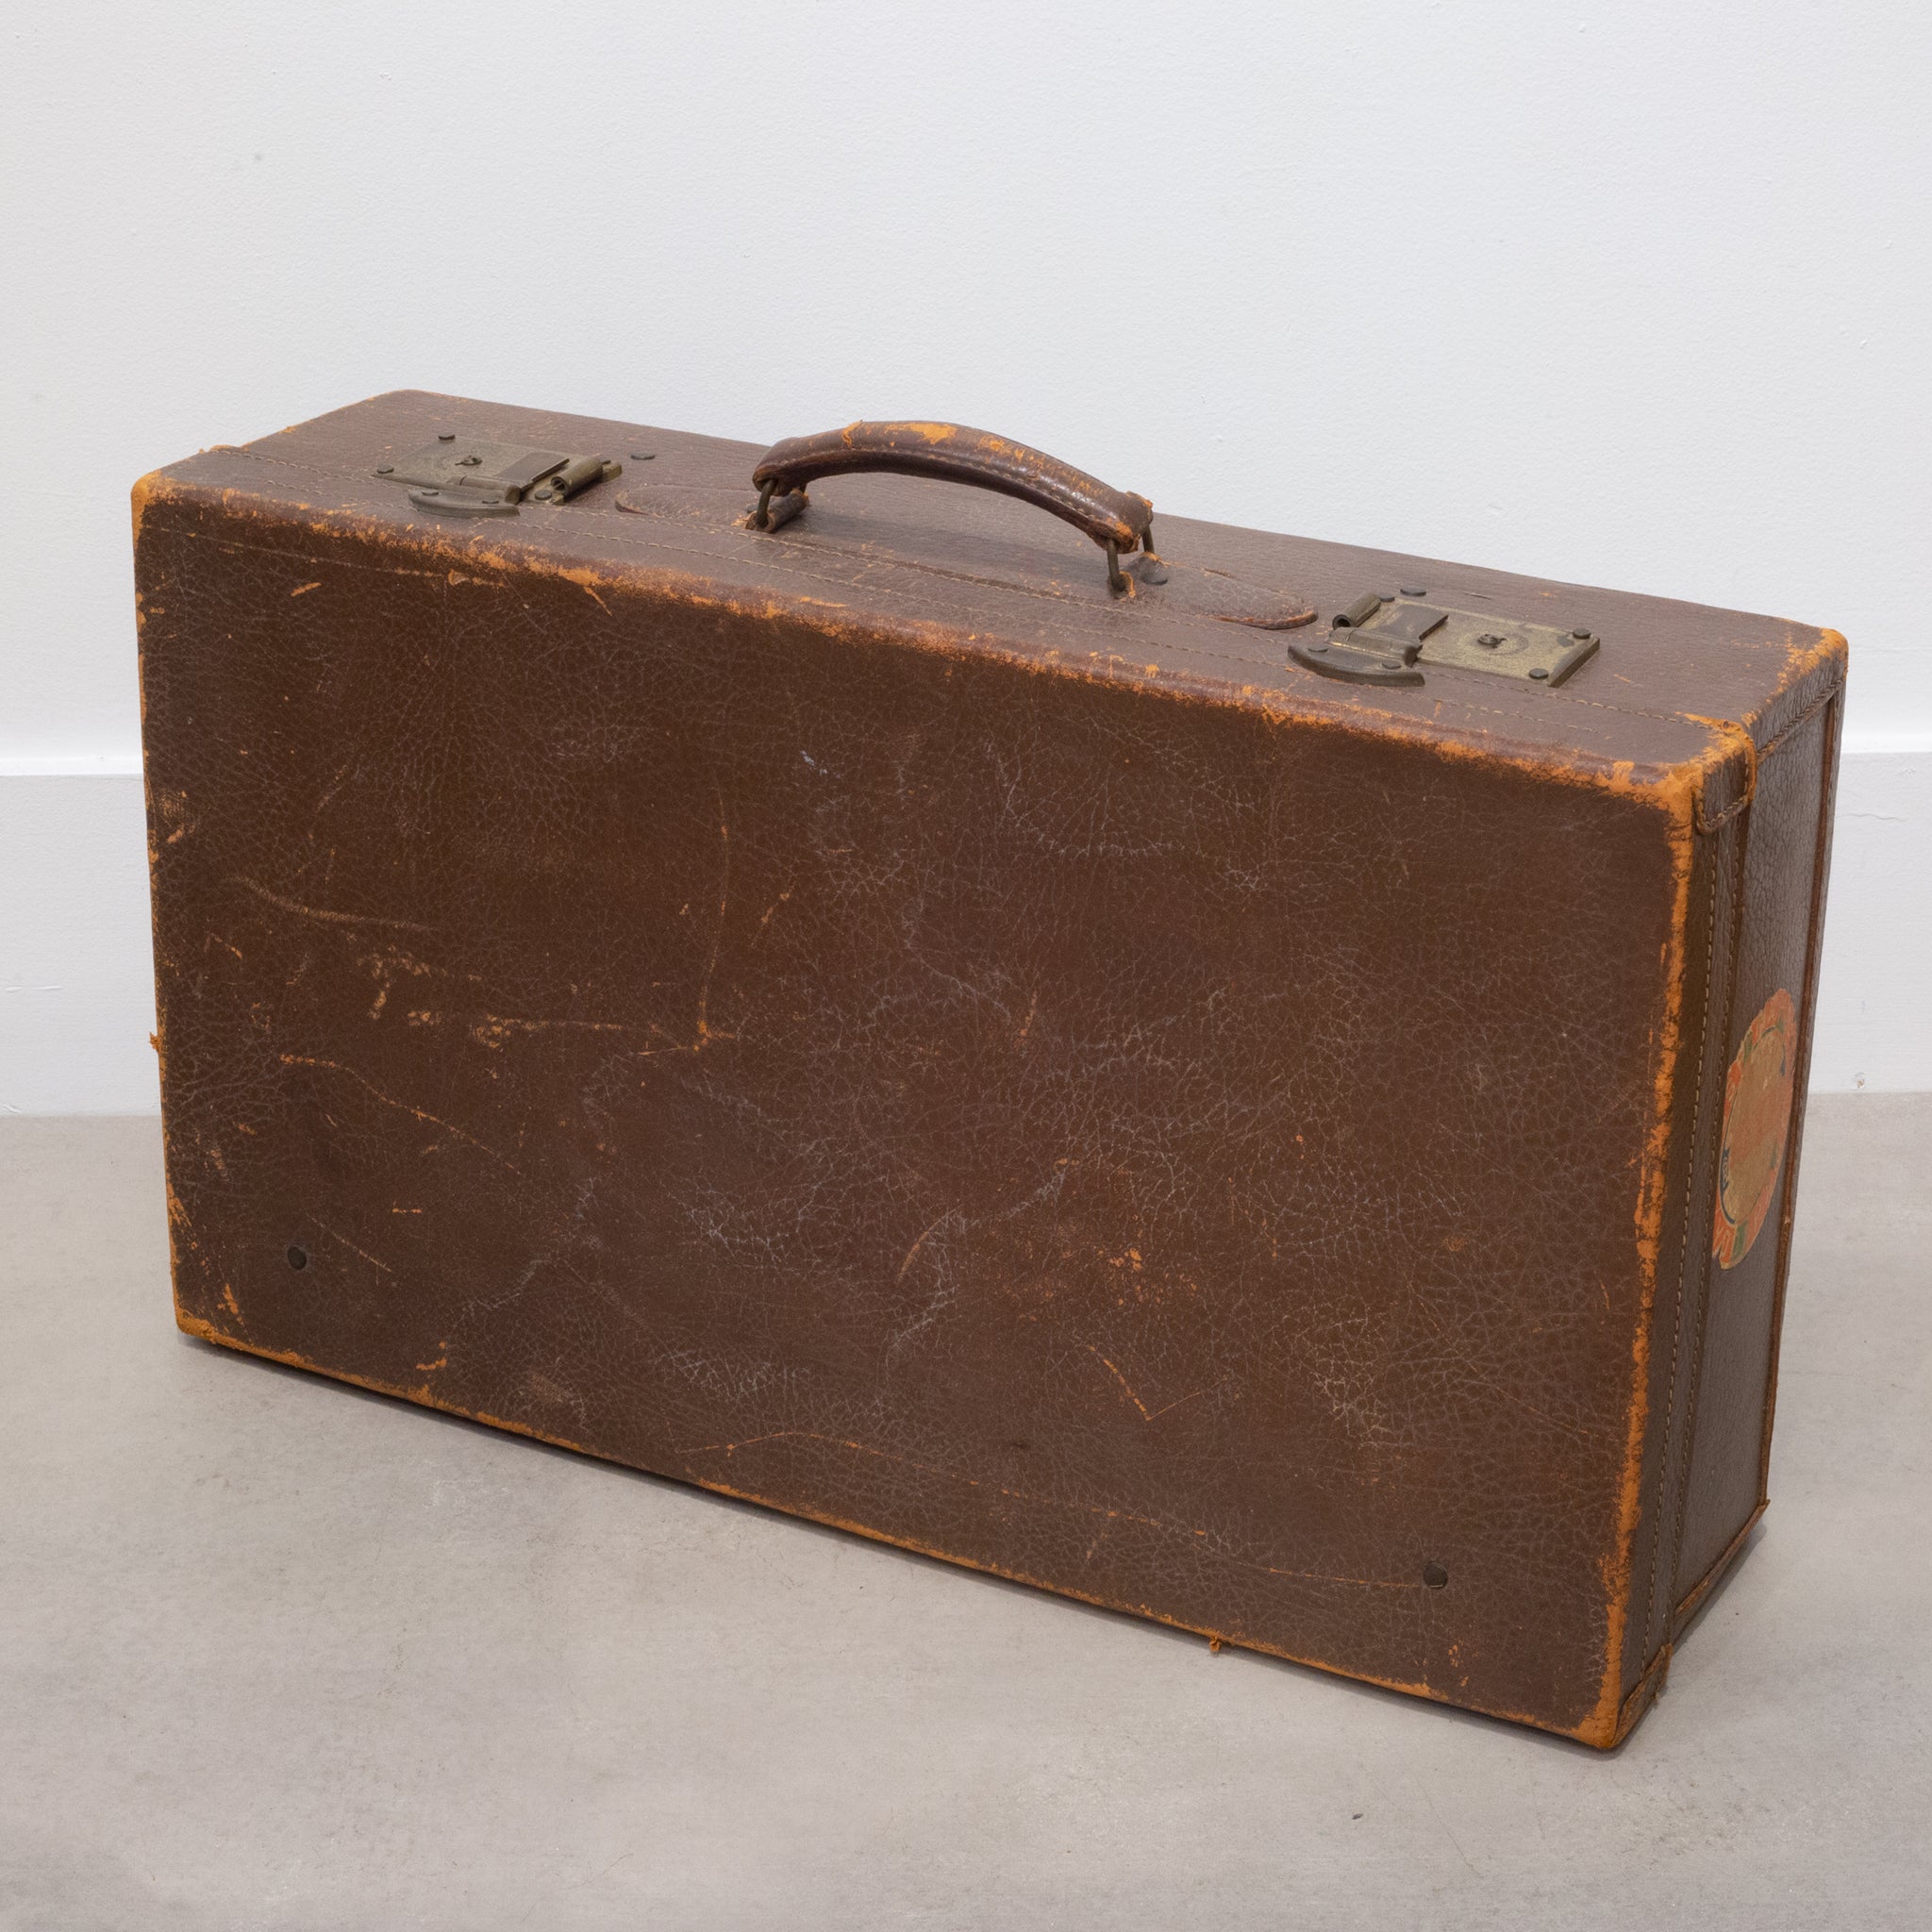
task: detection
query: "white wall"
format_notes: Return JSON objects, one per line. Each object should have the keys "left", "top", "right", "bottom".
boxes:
{"left": 4, "top": 3, "right": 1927, "bottom": 1109}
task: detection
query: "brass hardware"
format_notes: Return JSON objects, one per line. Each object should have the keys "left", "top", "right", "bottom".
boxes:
{"left": 1290, "top": 642, "right": 1423, "bottom": 689}
{"left": 376, "top": 440, "right": 621, "bottom": 518}
{"left": 530, "top": 456, "right": 623, "bottom": 503}
{"left": 1291, "top": 593, "right": 1600, "bottom": 690}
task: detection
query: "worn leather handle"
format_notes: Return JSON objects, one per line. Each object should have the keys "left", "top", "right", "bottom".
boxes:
{"left": 751, "top": 422, "right": 1154, "bottom": 590}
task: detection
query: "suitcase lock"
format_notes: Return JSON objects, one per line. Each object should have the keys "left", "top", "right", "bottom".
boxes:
{"left": 1290, "top": 592, "right": 1600, "bottom": 690}
{"left": 374, "top": 438, "right": 622, "bottom": 518}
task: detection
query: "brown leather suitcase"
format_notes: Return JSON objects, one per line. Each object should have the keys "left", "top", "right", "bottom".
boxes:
{"left": 134, "top": 392, "right": 1843, "bottom": 1745}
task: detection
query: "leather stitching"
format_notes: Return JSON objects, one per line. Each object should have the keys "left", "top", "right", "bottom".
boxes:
{"left": 1692, "top": 684, "right": 1843, "bottom": 833}
{"left": 1757, "top": 684, "right": 1841, "bottom": 761}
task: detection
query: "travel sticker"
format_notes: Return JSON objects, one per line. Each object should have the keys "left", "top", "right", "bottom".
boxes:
{"left": 1711, "top": 987, "right": 1798, "bottom": 1271}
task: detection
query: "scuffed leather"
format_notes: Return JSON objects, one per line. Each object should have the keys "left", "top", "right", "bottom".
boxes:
{"left": 133, "top": 392, "right": 1844, "bottom": 1745}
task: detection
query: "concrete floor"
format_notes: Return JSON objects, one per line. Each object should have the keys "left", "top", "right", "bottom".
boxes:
{"left": 1, "top": 1101, "right": 1926, "bottom": 1930}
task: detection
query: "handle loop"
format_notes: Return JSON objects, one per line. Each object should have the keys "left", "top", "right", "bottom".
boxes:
{"left": 751, "top": 421, "right": 1154, "bottom": 595}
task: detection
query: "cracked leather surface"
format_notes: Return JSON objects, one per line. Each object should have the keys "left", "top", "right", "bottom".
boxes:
{"left": 134, "top": 392, "right": 1844, "bottom": 1744}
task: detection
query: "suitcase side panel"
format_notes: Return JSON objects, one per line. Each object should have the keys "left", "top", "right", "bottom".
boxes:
{"left": 1671, "top": 679, "right": 1843, "bottom": 1615}
{"left": 137, "top": 487, "right": 1692, "bottom": 1742}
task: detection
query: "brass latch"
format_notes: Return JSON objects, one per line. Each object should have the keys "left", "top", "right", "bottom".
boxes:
{"left": 375, "top": 438, "right": 621, "bottom": 518}
{"left": 1290, "top": 591, "right": 1600, "bottom": 690}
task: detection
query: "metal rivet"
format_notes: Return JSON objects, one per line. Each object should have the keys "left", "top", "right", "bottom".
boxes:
{"left": 437, "top": 433, "right": 456, "bottom": 442}
{"left": 630, "top": 452, "right": 656, "bottom": 461}
{"left": 1423, "top": 1561, "right": 1448, "bottom": 1589}
{"left": 1573, "top": 628, "right": 1591, "bottom": 640}
{"left": 1401, "top": 587, "right": 1426, "bottom": 597}
{"left": 1380, "top": 591, "right": 1397, "bottom": 602}
{"left": 1530, "top": 667, "right": 1550, "bottom": 680}
{"left": 1476, "top": 633, "right": 1500, "bottom": 647}
{"left": 421, "top": 488, "right": 439, "bottom": 496}
{"left": 1380, "top": 658, "right": 1402, "bottom": 671}
{"left": 286, "top": 1244, "right": 308, "bottom": 1270}
{"left": 375, "top": 465, "right": 393, "bottom": 475}
{"left": 1308, "top": 642, "right": 1328, "bottom": 654}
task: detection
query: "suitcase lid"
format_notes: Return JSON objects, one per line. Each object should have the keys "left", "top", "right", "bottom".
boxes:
{"left": 138, "top": 390, "right": 1845, "bottom": 826}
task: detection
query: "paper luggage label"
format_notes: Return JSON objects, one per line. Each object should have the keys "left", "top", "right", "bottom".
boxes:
{"left": 1712, "top": 987, "right": 1798, "bottom": 1270}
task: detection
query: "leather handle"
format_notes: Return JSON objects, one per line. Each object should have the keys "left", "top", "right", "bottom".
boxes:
{"left": 751, "top": 422, "right": 1154, "bottom": 591}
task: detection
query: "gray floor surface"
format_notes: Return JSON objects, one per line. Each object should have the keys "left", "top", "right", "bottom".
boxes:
{"left": 2, "top": 1099, "right": 1926, "bottom": 1930}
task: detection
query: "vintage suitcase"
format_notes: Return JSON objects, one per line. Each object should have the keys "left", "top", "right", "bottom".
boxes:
{"left": 133, "top": 392, "right": 1843, "bottom": 1745}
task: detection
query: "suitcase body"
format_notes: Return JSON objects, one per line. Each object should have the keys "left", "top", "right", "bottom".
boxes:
{"left": 134, "top": 392, "right": 1843, "bottom": 1744}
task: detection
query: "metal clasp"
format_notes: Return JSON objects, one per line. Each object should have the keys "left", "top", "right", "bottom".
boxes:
{"left": 375, "top": 439, "right": 622, "bottom": 518}
{"left": 1290, "top": 591, "right": 1600, "bottom": 689}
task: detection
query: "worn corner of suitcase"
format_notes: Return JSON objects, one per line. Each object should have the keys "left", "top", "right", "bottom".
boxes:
{"left": 159, "top": 1128, "right": 247, "bottom": 1345}
{"left": 1568, "top": 1707, "right": 1630, "bottom": 1754}
{"left": 1657, "top": 733, "right": 1745, "bottom": 841}
{"left": 352, "top": 385, "right": 442, "bottom": 412}
{"left": 1780, "top": 623, "right": 1849, "bottom": 692}
{"left": 130, "top": 466, "right": 218, "bottom": 560}
{"left": 1596, "top": 1648, "right": 1670, "bottom": 1752}
{"left": 1567, "top": 1546, "right": 1666, "bottom": 1751}
{"left": 130, "top": 468, "right": 173, "bottom": 542}
{"left": 173, "top": 1301, "right": 232, "bottom": 1347}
